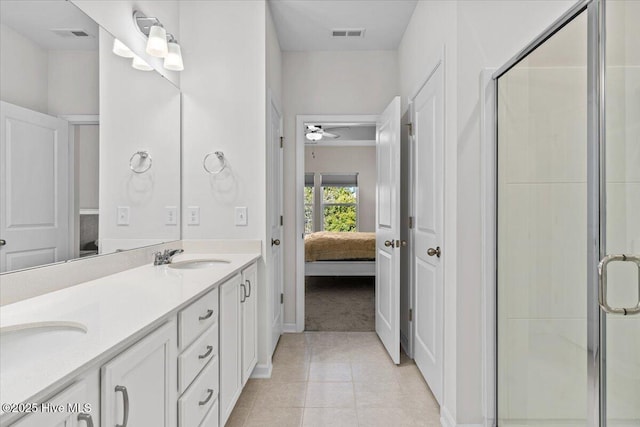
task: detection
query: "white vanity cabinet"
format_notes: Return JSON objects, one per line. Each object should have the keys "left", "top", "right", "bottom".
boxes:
{"left": 177, "top": 287, "right": 219, "bottom": 427}
{"left": 11, "top": 373, "right": 99, "bottom": 427}
{"left": 101, "top": 321, "right": 177, "bottom": 427}
{"left": 219, "top": 262, "right": 259, "bottom": 426}
{"left": 241, "top": 263, "right": 258, "bottom": 385}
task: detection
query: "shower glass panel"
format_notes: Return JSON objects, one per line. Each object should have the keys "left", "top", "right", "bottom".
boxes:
{"left": 604, "top": 1, "right": 640, "bottom": 425}
{"left": 497, "top": 11, "right": 588, "bottom": 426}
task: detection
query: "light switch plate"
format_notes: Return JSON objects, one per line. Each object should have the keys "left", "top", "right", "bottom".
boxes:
{"left": 117, "top": 206, "right": 130, "bottom": 225}
{"left": 165, "top": 206, "right": 177, "bottom": 225}
{"left": 235, "top": 207, "right": 248, "bottom": 226}
{"left": 187, "top": 206, "right": 200, "bottom": 225}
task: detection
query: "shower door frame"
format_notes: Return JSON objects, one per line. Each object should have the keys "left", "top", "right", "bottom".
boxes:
{"left": 492, "top": 0, "right": 607, "bottom": 425}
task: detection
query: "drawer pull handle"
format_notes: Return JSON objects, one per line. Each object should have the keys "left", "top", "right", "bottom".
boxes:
{"left": 240, "top": 283, "right": 246, "bottom": 303}
{"left": 78, "top": 413, "right": 94, "bottom": 427}
{"left": 199, "top": 345, "right": 213, "bottom": 359}
{"left": 246, "top": 279, "right": 251, "bottom": 298}
{"left": 199, "top": 309, "right": 214, "bottom": 321}
{"left": 115, "top": 385, "right": 129, "bottom": 427}
{"left": 199, "top": 388, "right": 214, "bottom": 406}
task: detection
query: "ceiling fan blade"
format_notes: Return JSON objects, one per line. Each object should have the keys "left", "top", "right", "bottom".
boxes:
{"left": 322, "top": 131, "right": 339, "bottom": 139}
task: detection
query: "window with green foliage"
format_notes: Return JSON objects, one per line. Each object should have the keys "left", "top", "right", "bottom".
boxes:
{"left": 322, "top": 186, "right": 357, "bottom": 231}
{"left": 304, "top": 183, "right": 314, "bottom": 234}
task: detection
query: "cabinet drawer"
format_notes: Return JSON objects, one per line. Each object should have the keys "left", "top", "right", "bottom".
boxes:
{"left": 179, "top": 287, "right": 219, "bottom": 350}
{"left": 179, "top": 322, "right": 218, "bottom": 393}
{"left": 179, "top": 357, "right": 219, "bottom": 427}
{"left": 199, "top": 398, "right": 219, "bottom": 427}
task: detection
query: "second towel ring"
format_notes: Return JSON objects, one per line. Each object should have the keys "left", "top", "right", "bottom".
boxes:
{"left": 129, "top": 150, "right": 152, "bottom": 174}
{"left": 203, "top": 151, "right": 227, "bottom": 175}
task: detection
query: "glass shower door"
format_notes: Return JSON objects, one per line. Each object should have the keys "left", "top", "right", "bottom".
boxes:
{"left": 602, "top": 1, "right": 640, "bottom": 425}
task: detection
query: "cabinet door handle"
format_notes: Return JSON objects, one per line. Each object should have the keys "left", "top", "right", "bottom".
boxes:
{"left": 198, "top": 309, "right": 214, "bottom": 321}
{"left": 246, "top": 279, "right": 251, "bottom": 298}
{"left": 199, "top": 388, "right": 214, "bottom": 406}
{"left": 115, "top": 385, "right": 129, "bottom": 427}
{"left": 78, "top": 413, "right": 94, "bottom": 427}
{"left": 198, "top": 345, "right": 213, "bottom": 359}
{"left": 240, "top": 283, "right": 246, "bottom": 303}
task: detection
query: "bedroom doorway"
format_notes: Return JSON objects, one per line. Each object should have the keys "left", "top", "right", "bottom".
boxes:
{"left": 295, "top": 98, "right": 404, "bottom": 365}
{"left": 297, "top": 116, "right": 378, "bottom": 333}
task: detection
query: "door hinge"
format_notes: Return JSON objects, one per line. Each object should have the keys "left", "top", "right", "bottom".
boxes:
{"left": 280, "top": 215, "right": 283, "bottom": 226}
{"left": 409, "top": 308, "right": 413, "bottom": 322}
{"left": 405, "top": 122, "right": 413, "bottom": 136}
{"left": 408, "top": 216, "right": 414, "bottom": 229}
{"left": 280, "top": 293, "right": 284, "bottom": 304}
{"left": 280, "top": 136, "right": 283, "bottom": 148}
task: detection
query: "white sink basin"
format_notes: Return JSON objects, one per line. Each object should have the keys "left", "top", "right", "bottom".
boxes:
{"left": 0, "top": 321, "right": 87, "bottom": 336}
{"left": 168, "top": 259, "right": 231, "bottom": 270}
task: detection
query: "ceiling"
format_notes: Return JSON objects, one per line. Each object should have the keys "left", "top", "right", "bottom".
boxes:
{"left": 269, "top": 0, "right": 418, "bottom": 51}
{"left": 0, "top": 0, "right": 98, "bottom": 51}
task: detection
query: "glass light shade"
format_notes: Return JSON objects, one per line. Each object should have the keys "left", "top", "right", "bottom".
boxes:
{"left": 306, "top": 132, "right": 323, "bottom": 141}
{"left": 131, "top": 54, "right": 153, "bottom": 71}
{"left": 112, "top": 39, "right": 134, "bottom": 58}
{"left": 163, "top": 41, "right": 184, "bottom": 71}
{"left": 146, "top": 25, "right": 168, "bottom": 57}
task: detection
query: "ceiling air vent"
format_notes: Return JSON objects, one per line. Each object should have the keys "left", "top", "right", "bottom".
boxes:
{"left": 332, "top": 28, "right": 365, "bottom": 38}
{"left": 50, "top": 29, "right": 92, "bottom": 38}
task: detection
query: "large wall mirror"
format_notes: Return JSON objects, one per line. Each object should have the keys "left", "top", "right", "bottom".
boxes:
{"left": 0, "top": 0, "right": 181, "bottom": 274}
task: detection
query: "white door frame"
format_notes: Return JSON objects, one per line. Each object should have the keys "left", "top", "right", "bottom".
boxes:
{"left": 59, "top": 114, "right": 99, "bottom": 260}
{"left": 294, "top": 114, "right": 378, "bottom": 332}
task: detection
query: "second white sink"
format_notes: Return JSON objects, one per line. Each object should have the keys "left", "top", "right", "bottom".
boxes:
{"left": 168, "top": 259, "right": 231, "bottom": 270}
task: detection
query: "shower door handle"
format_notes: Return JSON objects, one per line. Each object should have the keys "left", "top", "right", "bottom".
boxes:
{"left": 598, "top": 254, "right": 640, "bottom": 316}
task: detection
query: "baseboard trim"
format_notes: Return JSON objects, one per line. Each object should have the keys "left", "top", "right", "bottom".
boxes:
{"left": 283, "top": 323, "right": 298, "bottom": 333}
{"left": 250, "top": 362, "right": 272, "bottom": 379}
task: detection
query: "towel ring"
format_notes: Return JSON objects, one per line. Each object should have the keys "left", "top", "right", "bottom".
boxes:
{"left": 129, "top": 150, "right": 152, "bottom": 174}
{"left": 203, "top": 151, "right": 227, "bottom": 175}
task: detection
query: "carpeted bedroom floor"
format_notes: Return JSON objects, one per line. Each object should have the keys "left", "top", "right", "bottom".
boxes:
{"left": 305, "top": 276, "right": 375, "bottom": 331}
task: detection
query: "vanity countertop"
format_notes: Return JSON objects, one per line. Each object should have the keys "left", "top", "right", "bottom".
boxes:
{"left": 0, "top": 252, "right": 260, "bottom": 421}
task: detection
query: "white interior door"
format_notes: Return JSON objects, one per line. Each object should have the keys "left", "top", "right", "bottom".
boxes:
{"left": 0, "top": 101, "right": 69, "bottom": 273}
{"left": 411, "top": 63, "right": 444, "bottom": 403}
{"left": 375, "top": 96, "right": 401, "bottom": 364}
{"left": 268, "top": 94, "right": 284, "bottom": 354}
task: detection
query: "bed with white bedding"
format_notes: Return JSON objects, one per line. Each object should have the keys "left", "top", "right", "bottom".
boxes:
{"left": 304, "top": 231, "right": 375, "bottom": 276}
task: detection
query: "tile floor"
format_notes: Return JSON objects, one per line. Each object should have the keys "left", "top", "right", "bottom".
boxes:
{"left": 226, "top": 332, "right": 441, "bottom": 427}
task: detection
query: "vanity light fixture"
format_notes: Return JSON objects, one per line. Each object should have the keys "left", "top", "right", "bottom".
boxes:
{"left": 131, "top": 54, "right": 153, "bottom": 71}
{"left": 112, "top": 38, "right": 134, "bottom": 58}
{"left": 146, "top": 24, "right": 168, "bottom": 57}
{"left": 164, "top": 36, "right": 184, "bottom": 71}
{"left": 133, "top": 10, "right": 184, "bottom": 71}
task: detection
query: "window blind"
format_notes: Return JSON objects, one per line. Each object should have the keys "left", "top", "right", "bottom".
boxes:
{"left": 320, "top": 173, "right": 358, "bottom": 187}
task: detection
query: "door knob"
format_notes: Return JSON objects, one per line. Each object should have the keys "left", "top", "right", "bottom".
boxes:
{"left": 271, "top": 238, "right": 281, "bottom": 246}
{"left": 384, "top": 240, "right": 394, "bottom": 248}
{"left": 427, "top": 246, "right": 441, "bottom": 257}
{"left": 0, "top": 239, "right": 5, "bottom": 246}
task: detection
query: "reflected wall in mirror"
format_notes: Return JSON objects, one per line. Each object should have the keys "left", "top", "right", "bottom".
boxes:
{"left": 0, "top": 0, "right": 181, "bottom": 274}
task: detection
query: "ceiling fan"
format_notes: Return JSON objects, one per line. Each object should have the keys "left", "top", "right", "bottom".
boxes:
{"left": 305, "top": 125, "right": 340, "bottom": 141}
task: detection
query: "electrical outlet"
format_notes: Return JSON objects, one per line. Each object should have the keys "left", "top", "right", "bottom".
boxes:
{"left": 187, "top": 206, "right": 200, "bottom": 225}
{"left": 165, "top": 206, "right": 177, "bottom": 225}
{"left": 235, "top": 207, "right": 247, "bottom": 226}
{"left": 117, "top": 206, "right": 130, "bottom": 225}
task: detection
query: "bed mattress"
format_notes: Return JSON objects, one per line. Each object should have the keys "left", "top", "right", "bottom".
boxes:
{"left": 304, "top": 231, "right": 375, "bottom": 262}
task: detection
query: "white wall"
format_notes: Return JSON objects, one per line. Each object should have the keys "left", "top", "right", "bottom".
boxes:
{"left": 71, "top": 0, "right": 180, "bottom": 87}
{"left": 77, "top": 125, "right": 100, "bottom": 210}
{"left": 99, "top": 28, "right": 181, "bottom": 252}
{"left": 0, "top": 24, "right": 49, "bottom": 114}
{"left": 304, "top": 146, "right": 376, "bottom": 232}
{"left": 398, "top": 0, "right": 575, "bottom": 424}
{"left": 48, "top": 51, "right": 99, "bottom": 116}
{"left": 282, "top": 50, "right": 398, "bottom": 324}
{"left": 267, "top": 3, "right": 283, "bottom": 109}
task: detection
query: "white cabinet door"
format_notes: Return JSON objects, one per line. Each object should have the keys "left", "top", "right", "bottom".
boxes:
{"left": 241, "top": 262, "right": 258, "bottom": 385}
{"left": 219, "top": 275, "right": 242, "bottom": 427}
{"left": 12, "top": 377, "right": 98, "bottom": 427}
{"left": 101, "top": 321, "right": 177, "bottom": 427}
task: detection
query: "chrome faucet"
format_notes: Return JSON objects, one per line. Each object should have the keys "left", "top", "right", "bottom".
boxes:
{"left": 154, "top": 248, "right": 184, "bottom": 265}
